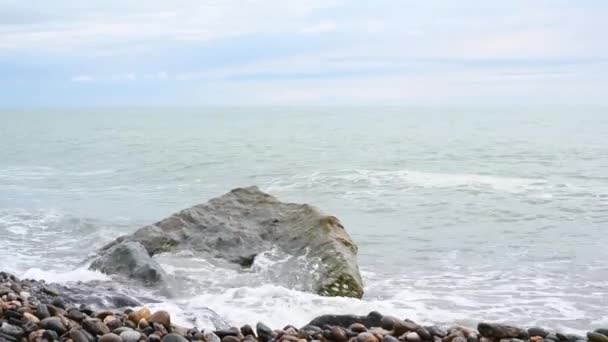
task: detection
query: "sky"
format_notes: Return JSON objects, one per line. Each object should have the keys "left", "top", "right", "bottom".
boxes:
{"left": 1, "top": 0, "right": 607, "bottom": 107}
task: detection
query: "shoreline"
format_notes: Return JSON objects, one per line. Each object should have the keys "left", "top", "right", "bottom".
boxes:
{"left": 1, "top": 271, "right": 606, "bottom": 342}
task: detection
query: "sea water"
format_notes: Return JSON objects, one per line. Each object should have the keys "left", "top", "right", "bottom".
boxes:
{"left": 1, "top": 107, "right": 607, "bottom": 332}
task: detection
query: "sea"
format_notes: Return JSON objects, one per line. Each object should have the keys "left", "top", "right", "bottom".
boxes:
{"left": 1, "top": 107, "right": 607, "bottom": 333}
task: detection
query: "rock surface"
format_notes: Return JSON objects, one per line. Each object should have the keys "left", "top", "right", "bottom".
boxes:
{"left": 90, "top": 186, "right": 364, "bottom": 298}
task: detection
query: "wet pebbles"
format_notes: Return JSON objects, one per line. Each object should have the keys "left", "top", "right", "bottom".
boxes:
{"left": 1, "top": 272, "right": 606, "bottom": 342}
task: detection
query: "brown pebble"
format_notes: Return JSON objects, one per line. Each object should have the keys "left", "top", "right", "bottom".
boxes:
{"left": 530, "top": 337, "right": 543, "bottom": 342}
{"left": 149, "top": 310, "right": 171, "bottom": 330}
{"left": 350, "top": 324, "right": 368, "bottom": 333}
{"left": 358, "top": 332, "right": 379, "bottom": 342}
{"left": 23, "top": 312, "right": 40, "bottom": 323}
{"left": 241, "top": 325, "right": 255, "bottom": 337}
{"left": 99, "top": 333, "right": 122, "bottom": 342}
{"left": 138, "top": 318, "right": 150, "bottom": 329}
{"left": 332, "top": 327, "right": 349, "bottom": 342}
{"left": 406, "top": 332, "right": 421, "bottom": 342}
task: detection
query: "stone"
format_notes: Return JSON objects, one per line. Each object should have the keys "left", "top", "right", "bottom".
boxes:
{"left": 82, "top": 319, "right": 110, "bottom": 336}
{"left": 92, "top": 186, "right": 364, "bottom": 297}
{"left": 426, "top": 327, "right": 447, "bottom": 338}
{"left": 40, "top": 317, "right": 67, "bottom": 335}
{"left": 528, "top": 328, "right": 549, "bottom": 338}
{"left": 417, "top": 328, "right": 432, "bottom": 341}
{"left": 350, "top": 324, "right": 367, "bottom": 333}
{"left": 597, "top": 330, "right": 608, "bottom": 337}
{"left": 308, "top": 312, "right": 383, "bottom": 329}
{"left": 256, "top": 323, "right": 274, "bottom": 342}
{"left": 120, "top": 330, "right": 141, "bottom": 342}
{"left": 383, "top": 336, "right": 400, "bottom": 342}
{"left": 241, "top": 325, "right": 255, "bottom": 337}
{"left": 466, "top": 333, "right": 478, "bottom": 342}
{"left": 381, "top": 316, "right": 397, "bottom": 331}
{"left": 205, "top": 331, "right": 222, "bottom": 342}
{"left": 69, "top": 329, "right": 90, "bottom": 342}
{"left": 358, "top": 332, "right": 379, "bottom": 342}
{"left": 68, "top": 309, "right": 86, "bottom": 322}
{"left": 530, "top": 336, "right": 544, "bottom": 342}
{"left": 393, "top": 320, "right": 419, "bottom": 337}
{"left": 35, "top": 304, "right": 50, "bottom": 319}
{"left": 0, "top": 322, "right": 24, "bottom": 338}
{"left": 477, "top": 323, "right": 527, "bottom": 339}
{"left": 222, "top": 336, "right": 241, "bottom": 342}
{"left": 452, "top": 337, "right": 467, "bottom": 342}
{"left": 162, "top": 333, "right": 188, "bottom": 342}
{"left": 331, "top": 327, "right": 349, "bottom": 342}
{"left": 214, "top": 327, "right": 241, "bottom": 339}
{"left": 406, "top": 332, "right": 422, "bottom": 342}
{"left": 588, "top": 332, "right": 608, "bottom": 342}
{"left": 149, "top": 311, "right": 171, "bottom": 330}
{"left": 138, "top": 319, "right": 149, "bottom": 329}
{"left": 100, "top": 333, "right": 122, "bottom": 342}
{"left": 545, "top": 334, "right": 559, "bottom": 342}
{"left": 90, "top": 240, "right": 167, "bottom": 285}
{"left": 138, "top": 308, "right": 152, "bottom": 321}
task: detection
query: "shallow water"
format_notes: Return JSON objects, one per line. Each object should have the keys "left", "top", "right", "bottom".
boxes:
{"left": 1, "top": 107, "right": 607, "bottom": 332}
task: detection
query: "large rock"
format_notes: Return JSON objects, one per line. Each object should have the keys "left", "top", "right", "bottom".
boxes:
{"left": 90, "top": 240, "right": 167, "bottom": 285}
{"left": 91, "top": 186, "right": 364, "bottom": 298}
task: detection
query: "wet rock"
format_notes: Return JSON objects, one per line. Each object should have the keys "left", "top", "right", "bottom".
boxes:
{"left": 530, "top": 336, "right": 544, "bottom": 342}
{"left": 350, "top": 324, "right": 367, "bottom": 333}
{"left": 93, "top": 187, "right": 364, "bottom": 297}
{"left": 205, "top": 331, "right": 222, "bottom": 342}
{"left": 477, "top": 323, "right": 528, "bottom": 340}
{"left": 406, "top": 332, "right": 422, "bottom": 342}
{"left": 308, "top": 312, "right": 383, "bottom": 329}
{"left": 596, "top": 330, "right": 608, "bottom": 337}
{"left": 241, "top": 325, "right": 255, "bottom": 337}
{"left": 383, "top": 336, "right": 400, "bottom": 342}
{"left": 90, "top": 241, "right": 167, "bottom": 286}
{"left": 452, "top": 337, "right": 467, "bottom": 342}
{"left": 68, "top": 309, "right": 86, "bottom": 322}
{"left": 138, "top": 319, "right": 149, "bottom": 330}
{"left": 588, "top": 332, "right": 608, "bottom": 342}
{"left": 40, "top": 317, "right": 67, "bottom": 335}
{"left": 215, "top": 327, "right": 241, "bottom": 339}
{"left": 545, "top": 334, "right": 559, "bottom": 342}
{"left": 426, "top": 326, "right": 447, "bottom": 338}
{"left": 393, "top": 320, "right": 419, "bottom": 337}
{"left": 417, "top": 327, "right": 432, "bottom": 341}
{"left": 222, "top": 336, "right": 241, "bottom": 342}
{"left": 162, "top": 333, "right": 188, "bottom": 342}
{"left": 256, "top": 323, "right": 274, "bottom": 342}
{"left": 528, "top": 328, "right": 549, "bottom": 338}
{"left": 380, "top": 316, "right": 397, "bottom": 331}
{"left": 149, "top": 311, "right": 171, "bottom": 330}
{"left": 467, "top": 333, "right": 478, "bottom": 342}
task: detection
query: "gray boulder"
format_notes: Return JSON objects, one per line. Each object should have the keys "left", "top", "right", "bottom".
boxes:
{"left": 92, "top": 186, "right": 364, "bottom": 298}
{"left": 90, "top": 240, "right": 167, "bottom": 285}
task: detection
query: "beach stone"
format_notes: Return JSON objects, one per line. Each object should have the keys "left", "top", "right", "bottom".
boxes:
{"left": 138, "top": 318, "right": 149, "bottom": 329}
{"left": 417, "top": 328, "right": 432, "bottom": 341}
{"left": 138, "top": 308, "right": 152, "bottom": 320}
{"left": 1, "top": 322, "right": 24, "bottom": 338}
{"left": 222, "top": 336, "right": 241, "bottom": 342}
{"left": 528, "top": 328, "right": 549, "bottom": 338}
{"left": 350, "top": 324, "right": 368, "bottom": 333}
{"left": 588, "top": 332, "right": 608, "bottom": 342}
{"left": 596, "top": 330, "right": 608, "bottom": 337}
{"left": 120, "top": 330, "right": 141, "bottom": 342}
{"left": 28, "top": 329, "right": 45, "bottom": 342}
{"left": 477, "top": 323, "right": 527, "bottom": 339}
{"left": 331, "top": 327, "right": 349, "bottom": 342}
{"left": 256, "top": 323, "right": 274, "bottom": 342}
{"left": 467, "top": 333, "right": 478, "bottom": 342}
{"left": 90, "top": 240, "right": 167, "bottom": 286}
{"left": 91, "top": 186, "right": 364, "bottom": 297}
{"left": 308, "top": 312, "right": 383, "bottom": 329}
{"left": 83, "top": 318, "right": 110, "bottom": 336}
{"left": 299, "top": 325, "right": 322, "bottom": 340}
{"left": 381, "top": 316, "right": 397, "bottom": 331}
{"left": 35, "top": 304, "right": 50, "bottom": 319}
{"left": 241, "top": 325, "right": 255, "bottom": 337}
{"left": 357, "top": 332, "right": 379, "bottom": 342}
{"left": 407, "top": 332, "right": 422, "bottom": 342}
{"left": 68, "top": 309, "right": 86, "bottom": 322}
{"left": 205, "top": 331, "right": 222, "bottom": 342}
{"left": 215, "top": 327, "right": 241, "bottom": 339}
{"left": 43, "top": 330, "right": 59, "bottom": 341}
{"left": 383, "top": 336, "right": 400, "bottom": 342}
{"left": 452, "top": 337, "right": 467, "bottom": 342}
{"left": 426, "top": 327, "right": 446, "bottom": 338}
{"left": 545, "top": 334, "right": 559, "bottom": 342}
{"left": 530, "top": 336, "right": 544, "bottom": 342}
{"left": 149, "top": 334, "right": 162, "bottom": 342}
{"left": 149, "top": 311, "right": 171, "bottom": 330}
{"left": 41, "top": 317, "right": 67, "bottom": 335}
{"left": 100, "top": 333, "right": 122, "bottom": 342}
{"left": 162, "top": 333, "right": 187, "bottom": 342}
{"left": 69, "top": 329, "right": 90, "bottom": 342}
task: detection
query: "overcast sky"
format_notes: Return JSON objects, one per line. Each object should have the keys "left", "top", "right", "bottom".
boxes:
{"left": 1, "top": 0, "right": 607, "bottom": 107}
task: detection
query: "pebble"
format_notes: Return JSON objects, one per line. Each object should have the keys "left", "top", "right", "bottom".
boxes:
{"left": 82, "top": 318, "right": 110, "bottom": 336}
{"left": 331, "top": 326, "right": 349, "bottom": 342}
{"left": 162, "top": 333, "right": 188, "bottom": 342}
{"left": 381, "top": 316, "right": 397, "bottom": 330}
{"left": 241, "top": 324, "right": 255, "bottom": 337}
{"left": 597, "top": 330, "right": 608, "bottom": 336}
{"left": 205, "top": 331, "right": 222, "bottom": 342}
{"left": 417, "top": 327, "right": 432, "bottom": 341}
{"left": 256, "top": 323, "right": 274, "bottom": 342}
{"left": 120, "top": 330, "right": 142, "bottom": 342}
{"left": 529, "top": 327, "right": 549, "bottom": 338}
{"left": 23, "top": 312, "right": 40, "bottom": 324}
{"left": 223, "top": 336, "right": 242, "bottom": 342}
{"left": 40, "top": 317, "right": 67, "bottom": 335}
{"left": 383, "top": 336, "right": 400, "bottom": 342}
{"left": 350, "top": 323, "right": 367, "bottom": 333}
{"left": 406, "top": 332, "right": 422, "bottom": 342}
{"left": 100, "top": 333, "right": 123, "bottom": 342}
{"left": 149, "top": 311, "right": 171, "bottom": 330}
{"left": 1, "top": 322, "right": 24, "bottom": 338}
{"left": 426, "top": 326, "right": 447, "bottom": 338}
{"left": 35, "top": 304, "right": 50, "bottom": 320}
{"left": 588, "top": 332, "right": 608, "bottom": 342}
{"left": 69, "top": 329, "right": 90, "bottom": 342}
{"left": 357, "top": 332, "right": 379, "bottom": 342}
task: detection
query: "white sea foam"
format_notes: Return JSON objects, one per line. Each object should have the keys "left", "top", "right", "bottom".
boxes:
{"left": 20, "top": 267, "right": 111, "bottom": 284}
